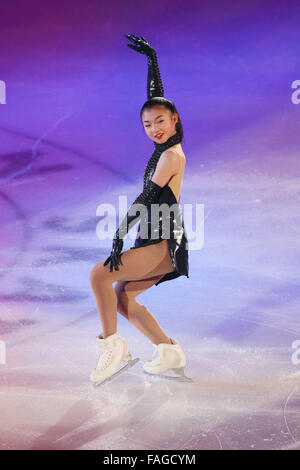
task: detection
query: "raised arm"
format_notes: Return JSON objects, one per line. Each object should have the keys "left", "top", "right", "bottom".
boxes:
{"left": 146, "top": 52, "right": 164, "bottom": 99}
{"left": 124, "top": 34, "right": 164, "bottom": 98}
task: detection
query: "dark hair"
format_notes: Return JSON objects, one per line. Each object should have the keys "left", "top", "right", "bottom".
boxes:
{"left": 140, "top": 97, "right": 184, "bottom": 142}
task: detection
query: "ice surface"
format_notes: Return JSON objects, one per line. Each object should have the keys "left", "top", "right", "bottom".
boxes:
{"left": 1, "top": 0, "right": 300, "bottom": 450}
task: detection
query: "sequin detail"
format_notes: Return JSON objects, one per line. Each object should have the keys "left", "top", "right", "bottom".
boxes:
{"left": 131, "top": 129, "right": 189, "bottom": 286}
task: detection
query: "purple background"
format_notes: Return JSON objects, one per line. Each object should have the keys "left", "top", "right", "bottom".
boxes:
{"left": 0, "top": 0, "right": 300, "bottom": 451}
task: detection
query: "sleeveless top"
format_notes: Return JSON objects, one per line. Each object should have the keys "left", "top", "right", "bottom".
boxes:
{"left": 130, "top": 129, "right": 189, "bottom": 286}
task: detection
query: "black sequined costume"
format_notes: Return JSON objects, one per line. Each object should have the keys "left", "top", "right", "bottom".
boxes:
{"left": 130, "top": 129, "right": 189, "bottom": 285}
{"left": 115, "top": 35, "right": 189, "bottom": 285}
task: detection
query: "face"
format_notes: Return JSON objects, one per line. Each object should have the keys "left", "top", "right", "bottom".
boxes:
{"left": 141, "top": 105, "right": 179, "bottom": 144}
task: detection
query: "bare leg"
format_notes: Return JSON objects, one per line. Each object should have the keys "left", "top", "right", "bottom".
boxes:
{"left": 89, "top": 240, "right": 174, "bottom": 340}
{"left": 115, "top": 276, "right": 172, "bottom": 345}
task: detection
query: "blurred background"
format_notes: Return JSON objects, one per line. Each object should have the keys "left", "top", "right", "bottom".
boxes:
{"left": 0, "top": 0, "right": 299, "bottom": 451}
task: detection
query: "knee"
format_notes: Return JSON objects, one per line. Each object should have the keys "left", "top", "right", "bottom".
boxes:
{"left": 89, "top": 260, "right": 109, "bottom": 288}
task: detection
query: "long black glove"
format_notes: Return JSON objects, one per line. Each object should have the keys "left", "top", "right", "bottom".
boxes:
{"left": 124, "top": 34, "right": 164, "bottom": 99}
{"left": 103, "top": 180, "right": 164, "bottom": 272}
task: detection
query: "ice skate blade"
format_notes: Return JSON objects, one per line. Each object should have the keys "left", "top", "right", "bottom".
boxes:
{"left": 143, "top": 370, "right": 193, "bottom": 383}
{"left": 92, "top": 357, "right": 140, "bottom": 388}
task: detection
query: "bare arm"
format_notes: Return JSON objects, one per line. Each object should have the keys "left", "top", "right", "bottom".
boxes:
{"left": 151, "top": 150, "right": 180, "bottom": 187}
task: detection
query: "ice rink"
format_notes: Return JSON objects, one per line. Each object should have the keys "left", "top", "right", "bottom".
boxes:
{"left": 0, "top": 0, "right": 300, "bottom": 450}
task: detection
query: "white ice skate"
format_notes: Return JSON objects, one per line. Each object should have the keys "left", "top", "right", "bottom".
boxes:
{"left": 143, "top": 337, "right": 193, "bottom": 382}
{"left": 90, "top": 332, "right": 139, "bottom": 387}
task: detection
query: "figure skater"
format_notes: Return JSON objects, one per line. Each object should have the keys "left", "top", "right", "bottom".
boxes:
{"left": 89, "top": 34, "right": 189, "bottom": 385}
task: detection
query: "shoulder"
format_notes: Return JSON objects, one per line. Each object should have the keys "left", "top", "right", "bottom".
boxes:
{"left": 151, "top": 149, "right": 180, "bottom": 186}
{"left": 159, "top": 149, "right": 180, "bottom": 170}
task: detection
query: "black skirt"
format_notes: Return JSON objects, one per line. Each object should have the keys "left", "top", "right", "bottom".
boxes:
{"left": 130, "top": 184, "right": 189, "bottom": 286}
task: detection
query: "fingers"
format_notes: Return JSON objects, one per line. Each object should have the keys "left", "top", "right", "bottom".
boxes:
{"left": 127, "top": 44, "right": 139, "bottom": 51}
{"left": 124, "top": 34, "right": 144, "bottom": 50}
{"left": 113, "top": 253, "right": 123, "bottom": 271}
{"left": 104, "top": 251, "right": 123, "bottom": 272}
{"left": 110, "top": 253, "right": 119, "bottom": 272}
{"left": 108, "top": 261, "right": 114, "bottom": 272}
{"left": 111, "top": 262, "right": 119, "bottom": 271}
{"left": 104, "top": 254, "right": 116, "bottom": 271}
{"left": 124, "top": 33, "right": 139, "bottom": 43}
{"left": 103, "top": 256, "right": 111, "bottom": 266}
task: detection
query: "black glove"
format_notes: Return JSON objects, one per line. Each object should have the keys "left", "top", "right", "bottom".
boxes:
{"left": 103, "top": 179, "right": 164, "bottom": 272}
{"left": 124, "top": 34, "right": 164, "bottom": 99}
{"left": 103, "top": 237, "right": 124, "bottom": 272}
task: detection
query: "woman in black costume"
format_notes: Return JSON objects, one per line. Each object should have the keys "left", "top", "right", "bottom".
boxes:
{"left": 89, "top": 35, "right": 189, "bottom": 384}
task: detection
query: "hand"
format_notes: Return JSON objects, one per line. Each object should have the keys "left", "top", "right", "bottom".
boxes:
{"left": 124, "top": 34, "right": 156, "bottom": 57}
{"left": 103, "top": 238, "right": 124, "bottom": 272}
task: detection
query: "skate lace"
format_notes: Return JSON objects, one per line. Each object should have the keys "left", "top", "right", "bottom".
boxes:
{"left": 151, "top": 346, "right": 163, "bottom": 365}
{"left": 96, "top": 348, "right": 113, "bottom": 370}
